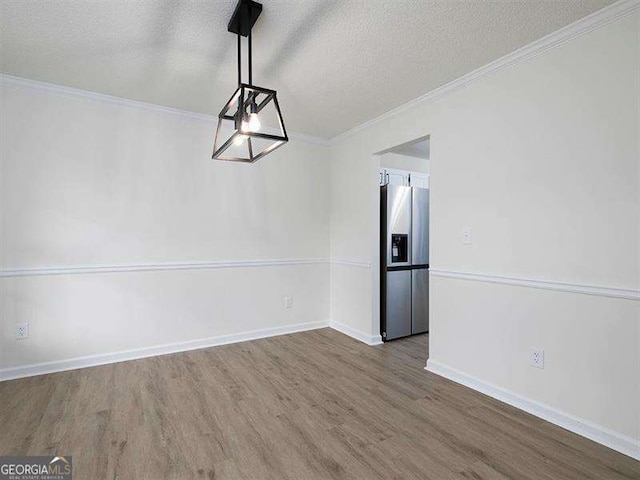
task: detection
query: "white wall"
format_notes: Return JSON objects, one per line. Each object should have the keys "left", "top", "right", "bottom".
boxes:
{"left": 0, "top": 80, "right": 330, "bottom": 374}
{"left": 1, "top": 2, "right": 638, "bottom": 462}
{"left": 379, "top": 152, "right": 430, "bottom": 174}
{"left": 329, "top": 10, "right": 639, "bottom": 458}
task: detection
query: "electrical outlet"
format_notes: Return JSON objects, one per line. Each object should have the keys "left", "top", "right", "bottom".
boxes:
{"left": 15, "top": 323, "right": 29, "bottom": 340}
{"left": 530, "top": 347, "right": 544, "bottom": 369}
{"left": 463, "top": 227, "right": 472, "bottom": 245}
{"left": 284, "top": 296, "right": 294, "bottom": 309}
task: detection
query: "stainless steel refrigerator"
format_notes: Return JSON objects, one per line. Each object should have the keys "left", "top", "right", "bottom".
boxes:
{"left": 380, "top": 184, "right": 429, "bottom": 341}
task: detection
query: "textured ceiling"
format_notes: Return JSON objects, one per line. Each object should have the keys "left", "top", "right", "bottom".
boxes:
{"left": 0, "top": 0, "right": 613, "bottom": 138}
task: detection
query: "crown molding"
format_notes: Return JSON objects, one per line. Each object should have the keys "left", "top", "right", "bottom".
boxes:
{"left": 0, "top": 74, "right": 330, "bottom": 146}
{"left": 2, "top": 0, "right": 637, "bottom": 147}
{"left": 329, "top": 0, "right": 640, "bottom": 144}
{"left": 430, "top": 269, "right": 640, "bottom": 301}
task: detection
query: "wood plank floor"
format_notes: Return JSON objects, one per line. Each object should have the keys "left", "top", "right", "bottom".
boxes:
{"left": 1, "top": 328, "right": 638, "bottom": 479}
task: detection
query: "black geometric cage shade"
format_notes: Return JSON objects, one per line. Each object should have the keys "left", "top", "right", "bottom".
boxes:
{"left": 212, "top": 83, "right": 288, "bottom": 163}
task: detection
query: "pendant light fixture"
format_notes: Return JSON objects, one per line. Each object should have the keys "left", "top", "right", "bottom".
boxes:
{"left": 212, "top": 0, "right": 288, "bottom": 163}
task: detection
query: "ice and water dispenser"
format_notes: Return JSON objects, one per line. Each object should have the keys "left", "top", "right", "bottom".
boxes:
{"left": 391, "top": 234, "right": 408, "bottom": 263}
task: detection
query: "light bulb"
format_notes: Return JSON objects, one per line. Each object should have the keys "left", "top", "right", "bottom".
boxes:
{"left": 247, "top": 112, "right": 261, "bottom": 132}
{"left": 241, "top": 120, "right": 250, "bottom": 133}
{"left": 234, "top": 134, "right": 246, "bottom": 145}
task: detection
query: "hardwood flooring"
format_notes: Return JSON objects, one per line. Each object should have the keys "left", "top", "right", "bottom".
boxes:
{"left": 0, "top": 328, "right": 638, "bottom": 479}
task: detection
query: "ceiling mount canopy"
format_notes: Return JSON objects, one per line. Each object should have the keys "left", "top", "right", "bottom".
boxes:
{"left": 212, "top": 0, "right": 288, "bottom": 163}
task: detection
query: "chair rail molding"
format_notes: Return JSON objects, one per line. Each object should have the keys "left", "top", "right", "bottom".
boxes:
{"left": 0, "top": 258, "right": 329, "bottom": 278}
{"left": 429, "top": 268, "right": 640, "bottom": 301}
{"left": 330, "top": 259, "right": 372, "bottom": 268}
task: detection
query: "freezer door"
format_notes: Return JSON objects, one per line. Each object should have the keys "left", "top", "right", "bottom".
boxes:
{"left": 385, "top": 270, "right": 412, "bottom": 340}
{"left": 412, "top": 268, "right": 429, "bottom": 334}
{"left": 411, "top": 187, "right": 429, "bottom": 265}
{"left": 386, "top": 185, "right": 412, "bottom": 267}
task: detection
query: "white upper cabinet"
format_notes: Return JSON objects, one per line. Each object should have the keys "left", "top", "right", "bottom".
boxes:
{"left": 387, "top": 169, "right": 409, "bottom": 186}
{"left": 380, "top": 168, "right": 409, "bottom": 186}
{"left": 380, "top": 168, "right": 429, "bottom": 188}
{"left": 409, "top": 172, "right": 429, "bottom": 188}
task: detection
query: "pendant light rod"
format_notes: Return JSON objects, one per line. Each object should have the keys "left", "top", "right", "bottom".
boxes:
{"left": 248, "top": 30, "right": 253, "bottom": 85}
{"left": 235, "top": 37, "right": 253, "bottom": 87}
{"left": 237, "top": 33, "right": 242, "bottom": 86}
{"left": 232, "top": 0, "right": 258, "bottom": 87}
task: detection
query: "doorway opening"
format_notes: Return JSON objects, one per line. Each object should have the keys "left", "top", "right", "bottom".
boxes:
{"left": 374, "top": 136, "right": 430, "bottom": 347}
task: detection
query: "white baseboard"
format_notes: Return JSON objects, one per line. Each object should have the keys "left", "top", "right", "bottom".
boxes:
{"left": 0, "top": 320, "right": 329, "bottom": 382}
{"left": 426, "top": 359, "right": 640, "bottom": 461}
{"left": 330, "top": 320, "right": 383, "bottom": 346}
